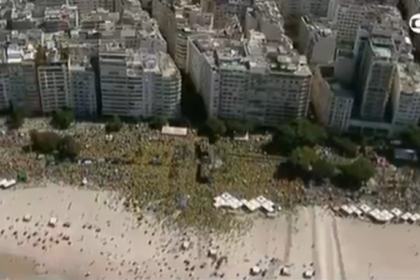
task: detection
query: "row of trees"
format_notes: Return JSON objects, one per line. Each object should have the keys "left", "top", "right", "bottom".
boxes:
{"left": 267, "top": 119, "right": 375, "bottom": 188}
{"left": 267, "top": 119, "right": 358, "bottom": 157}
{"left": 29, "top": 130, "right": 80, "bottom": 160}
{"left": 199, "top": 117, "right": 258, "bottom": 142}
{"left": 287, "top": 146, "right": 376, "bottom": 188}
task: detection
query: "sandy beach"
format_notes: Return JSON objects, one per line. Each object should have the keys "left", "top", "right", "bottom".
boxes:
{"left": 0, "top": 184, "right": 419, "bottom": 280}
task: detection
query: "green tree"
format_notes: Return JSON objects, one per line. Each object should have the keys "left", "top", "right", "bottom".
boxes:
{"left": 201, "top": 117, "right": 226, "bottom": 142}
{"left": 339, "top": 157, "right": 376, "bottom": 187}
{"left": 30, "top": 130, "right": 61, "bottom": 154}
{"left": 331, "top": 136, "right": 358, "bottom": 157}
{"left": 274, "top": 124, "right": 297, "bottom": 154}
{"left": 293, "top": 119, "right": 327, "bottom": 147}
{"left": 401, "top": 126, "right": 420, "bottom": 150}
{"left": 149, "top": 116, "right": 167, "bottom": 130}
{"left": 58, "top": 135, "right": 80, "bottom": 160}
{"left": 105, "top": 115, "right": 123, "bottom": 133}
{"left": 7, "top": 107, "right": 25, "bottom": 129}
{"left": 52, "top": 109, "right": 74, "bottom": 130}
{"left": 289, "top": 146, "right": 319, "bottom": 173}
{"left": 312, "top": 158, "right": 336, "bottom": 180}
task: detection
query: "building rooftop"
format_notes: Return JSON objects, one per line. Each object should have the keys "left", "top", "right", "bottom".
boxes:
{"left": 301, "top": 16, "right": 335, "bottom": 37}
{"left": 192, "top": 31, "right": 311, "bottom": 76}
{"left": 100, "top": 46, "right": 178, "bottom": 77}
{"left": 398, "top": 62, "right": 420, "bottom": 93}
{"left": 371, "top": 44, "right": 392, "bottom": 59}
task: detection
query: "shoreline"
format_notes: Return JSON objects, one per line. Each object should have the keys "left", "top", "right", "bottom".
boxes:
{"left": 0, "top": 183, "right": 419, "bottom": 280}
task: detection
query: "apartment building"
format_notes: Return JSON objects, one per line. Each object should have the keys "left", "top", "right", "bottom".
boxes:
{"left": 72, "top": 0, "right": 121, "bottom": 17}
{"left": 37, "top": 50, "right": 72, "bottom": 113}
{"left": 312, "top": 65, "right": 354, "bottom": 131}
{"left": 357, "top": 38, "right": 395, "bottom": 121}
{"left": 35, "top": 0, "right": 121, "bottom": 16}
{"left": 299, "top": 16, "right": 337, "bottom": 65}
{"left": 277, "top": 0, "right": 335, "bottom": 19}
{"left": 0, "top": 45, "right": 41, "bottom": 114}
{"left": 187, "top": 31, "right": 312, "bottom": 126}
{"left": 43, "top": 5, "right": 79, "bottom": 33}
{"left": 332, "top": 2, "right": 402, "bottom": 44}
{"left": 69, "top": 57, "right": 98, "bottom": 117}
{"left": 152, "top": 0, "right": 213, "bottom": 70}
{"left": 245, "top": 0, "right": 285, "bottom": 42}
{"left": 99, "top": 47, "right": 181, "bottom": 119}
{"left": 392, "top": 62, "right": 420, "bottom": 126}
{"left": 201, "top": 0, "right": 252, "bottom": 29}
{"left": 74, "top": 8, "right": 167, "bottom": 52}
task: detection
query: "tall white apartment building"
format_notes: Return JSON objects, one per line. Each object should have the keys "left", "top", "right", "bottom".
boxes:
{"left": 69, "top": 57, "right": 98, "bottom": 117}
{"left": 357, "top": 36, "right": 396, "bottom": 121}
{"left": 392, "top": 62, "right": 420, "bottom": 126}
{"left": 187, "top": 31, "right": 312, "bottom": 126}
{"left": 99, "top": 47, "right": 181, "bottom": 119}
{"left": 0, "top": 45, "right": 41, "bottom": 114}
{"left": 152, "top": 0, "right": 213, "bottom": 70}
{"left": 245, "top": 0, "right": 285, "bottom": 42}
{"left": 298, "top": 16, "right": 337, "bottom": 65}
{"left": 277, "top": 0, "right": 335, "bottom": 19}
{"left": 312, "top": 65, "right": 354, "bottom": 131}
{"left": 37, "top": 55, "right": 72, "bottom": 114}
{"left": 332, "top": 2, "right": 402, "bottom": 44}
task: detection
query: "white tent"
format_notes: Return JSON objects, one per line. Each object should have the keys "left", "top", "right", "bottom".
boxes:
{"left": 391, "top": 208, "right": 402, "bottom": 218}
{"left": 243, "top": 199, "right": 261, "bottom": 212}
{"left": 213, "top": 196, "right": 230, "bottom": 209}
{"left": 229, "top": 197, "right": 243, "bottom": 210}
{"left": 261, "top": 200, "right": 275, "bottom": 213}
{"left": 359, "top": 204, "right": 371, "bottom": 214}
{"left": 400, "top": 212, "right": 413, "bottom": 222}
{"left": 409, "top": 213, "right": 420, "bottom": 223}
{"left": 221, "top": 192, "right": 233, "bottom": 201}
{"left": 256, "top": 195, "right": 269, "bottom": 205}
{"left": 368, "top": 208, "right": 381, "bottom": 221}
{"left": 340, "top": 205, "right": 353, "bottom": 216}
{"left": 349, "top": 205, "right": 362, "bottom": 216}
{"left": 381, "top": 210, "right": 394, "bottom": 222}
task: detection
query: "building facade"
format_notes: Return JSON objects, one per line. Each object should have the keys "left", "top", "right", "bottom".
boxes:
{"left": 37, "top": 60, "right": 72, "bottom": 113}
{"left": 99, "top": 48, "right": 181, "bottom": 119}
{"left": 187, "top": 31, "right": 312, "bottom": 126}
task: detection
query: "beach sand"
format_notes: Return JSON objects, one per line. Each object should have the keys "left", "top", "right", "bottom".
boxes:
{"left": 0, "top": 184, "right": 419, "bottom": 280}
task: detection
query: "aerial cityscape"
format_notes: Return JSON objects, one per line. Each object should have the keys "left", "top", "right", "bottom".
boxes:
{"left": 1, "top": 0, "right": 420, "bottom": 278}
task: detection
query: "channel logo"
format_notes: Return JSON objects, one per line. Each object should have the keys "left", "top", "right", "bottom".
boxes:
{"left": 409, "top": 13, "right": 420, "bottom": 34}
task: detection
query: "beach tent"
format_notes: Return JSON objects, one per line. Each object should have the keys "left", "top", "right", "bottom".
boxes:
{"left": 229, "top": 197, "right": 243, "bottom": 210}
{"left": 400, "top": 212, "right": 413, "bottom": 222}
{"left": 340, "top": 205, "right": 353, "bottom": 216}
{"left": 391, "top": 208, "right": 402, "bottom": 218}
{"left": 359, "top": 204, "right": 371, "bottom": 215}
{"left": 409, "top": 213, "right": 420, "bottom": 223}
{"left": 381, "top": 210, "right": 394, "bottom": 222}
{"left": 243, "top": 199, "right": 261, "bottom": 212}
{"left": 368, "top": 209, "right": 381, "bottom": 221}
{"left": 349, "top": 205, "right": 362, "bottom": 216}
